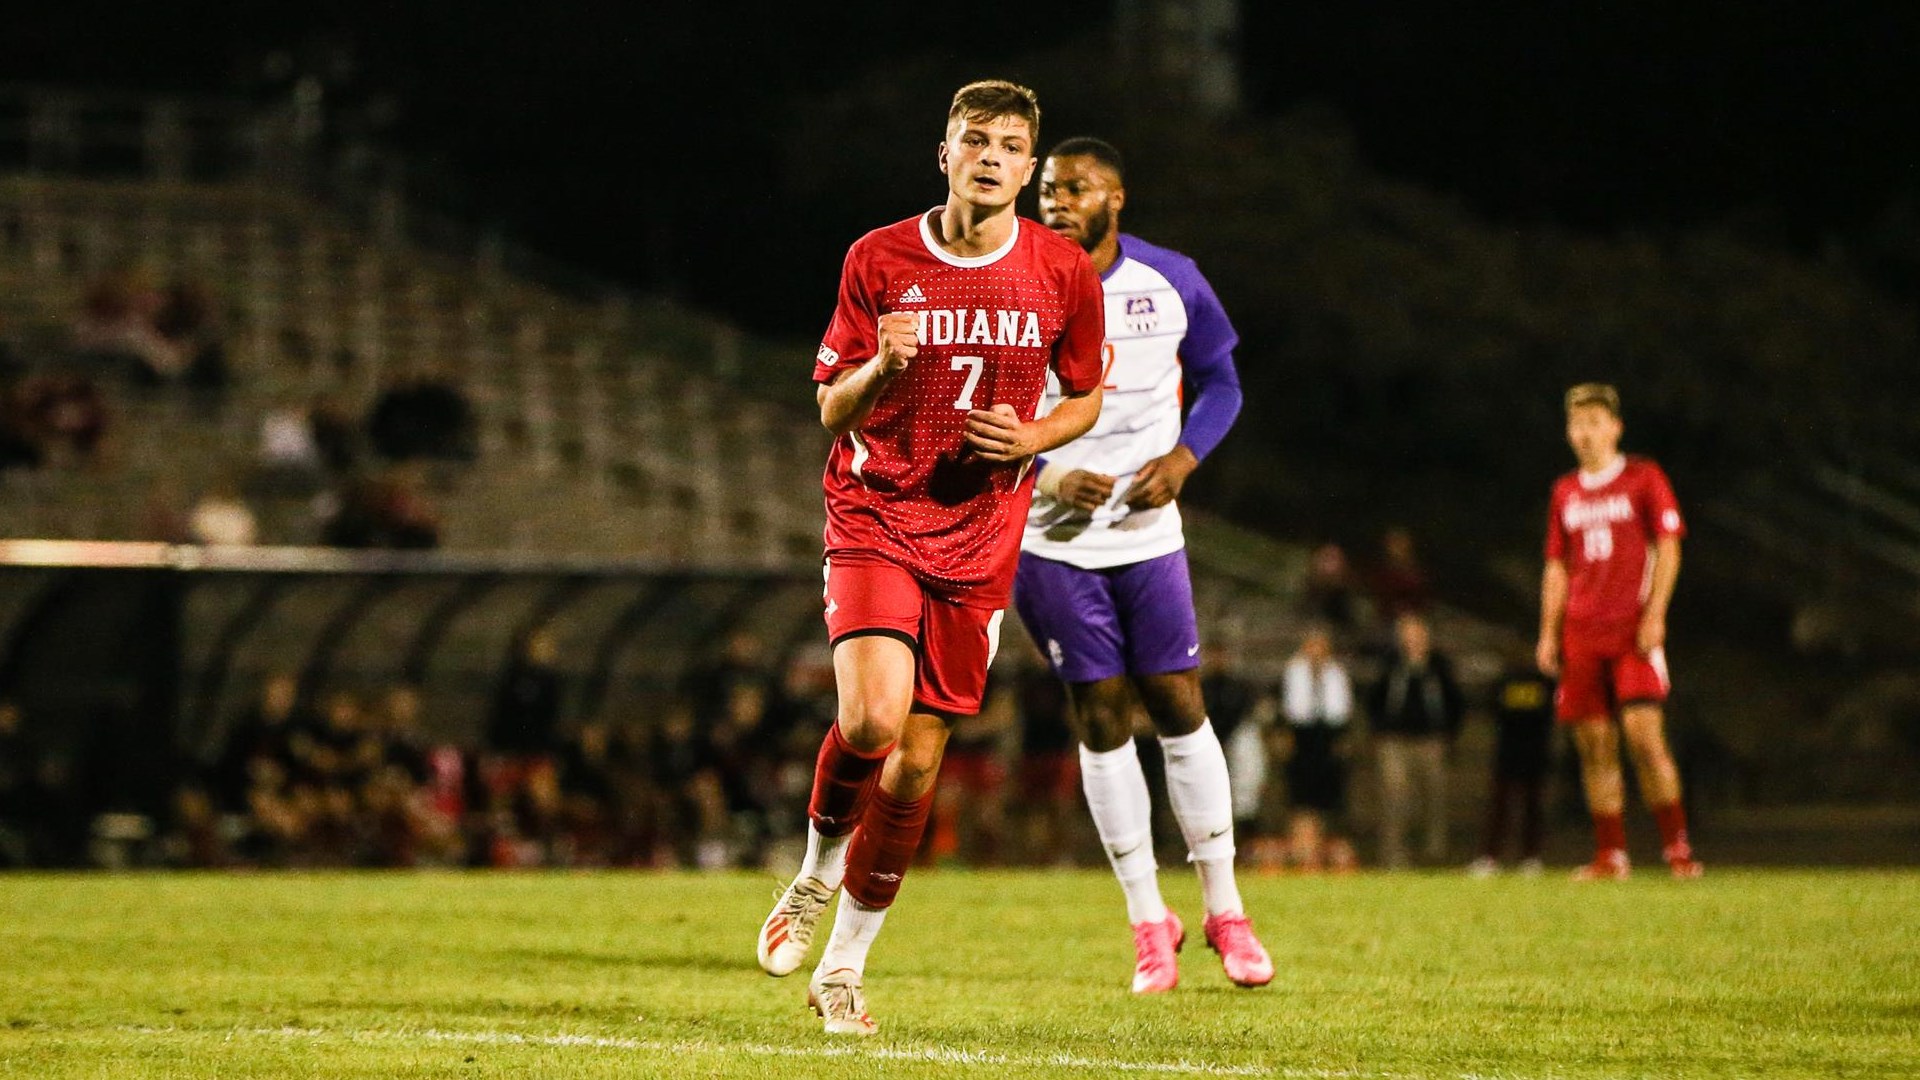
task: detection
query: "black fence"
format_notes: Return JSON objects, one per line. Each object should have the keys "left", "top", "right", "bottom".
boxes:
{"left": 0, "top": 541, "right": 821, "bottom": 823}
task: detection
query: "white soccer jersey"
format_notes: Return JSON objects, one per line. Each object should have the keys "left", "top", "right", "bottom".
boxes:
{"left": 1023, "top": 234, "right": 1241, "bottom": 570}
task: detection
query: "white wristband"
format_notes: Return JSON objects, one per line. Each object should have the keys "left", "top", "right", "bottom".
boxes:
{"left": 1036, "top": 462, "right": 1069, "bottom": 498}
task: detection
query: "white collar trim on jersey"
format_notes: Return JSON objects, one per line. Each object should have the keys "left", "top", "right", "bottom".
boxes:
{"left": 919, "top": 207, "right": 1020, "bottom": 268}
{"left": 1578, "top": 454, "right": 1627, "bottom": 489}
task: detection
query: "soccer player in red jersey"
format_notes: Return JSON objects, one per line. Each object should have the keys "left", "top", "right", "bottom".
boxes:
{"left": 1536, "top": 383, "right": 1703, "bottom": 880}
{"left": 754, "top": 80, "right": 1106, "bottom": 1035}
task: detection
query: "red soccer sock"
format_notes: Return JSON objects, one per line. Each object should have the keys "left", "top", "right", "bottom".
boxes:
{"left": 807, "top": 722, "right": 892, "bottom": 838}
{"left": 1652, "top": 800, "right": 1691, "bottom": 857}
{"left": 1591, "top": 811, "right": 1627, "bottom": 856}
{"left": 842, "top": 787, "right": 934, "bottom": 909}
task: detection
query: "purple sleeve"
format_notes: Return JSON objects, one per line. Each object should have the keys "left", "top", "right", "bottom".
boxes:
{"left": 1169, "top": 264, "right": 1242, "bottom": 462}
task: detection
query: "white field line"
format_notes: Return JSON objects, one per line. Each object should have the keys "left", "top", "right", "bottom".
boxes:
{"left": 110, "top": 1023, "right": 1398, "bottom": 1078}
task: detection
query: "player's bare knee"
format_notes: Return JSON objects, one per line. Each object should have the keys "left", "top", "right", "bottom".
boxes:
{"left": 836, "top": 702, "right": 903, "bottom": 752}
{"left": 1572, "top": 723, "right": 1620, "bottom": 767}
{"left": 888, "top": 744, "right": 945, "bottom": 798}
{"left": 1069, "top": 679, "right": 1136, "bottom": 752}
{"left": 1619, "top": 708, "right": 1666, "bottom": 754}
{"left": 1137, "top": 673, "right": 1205, "bottom": 737}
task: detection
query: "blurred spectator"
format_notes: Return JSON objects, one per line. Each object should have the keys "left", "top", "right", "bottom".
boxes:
{"left": 1469, "top": 653, "right": 1556, "bottom": 877}
{"left": 1207, "top": 644, "right": 1272, "bottom": 837}
{"left": 138, "top": 478, "right": 194, "bottom": 543}
{"left": 371, "top": 684, "right": 433, "bottom": 783}
{"left": 320, "top": 465, "right": 441, "bottom": 548}
{"left": 715, "top": 678, "right": 780, "bottom": 865}
{"left": 761, "top": 649, "right": 837, "bottom": 866}
{"left": 311, "top": 395, "right": 361, "bottom": 473}
{"left": 684, "top": 631, "right": 772, "bottom": 727}
{"left": 357, "top": 687, "right": 462, "bottom": 868}
{"left": 71, "top": 270, "right": 171, "bottom": 377}
{"left": 1366, "top": 613, "right": 1464, "bottom": 868}
{"left": 214, "top": 674, "right": 303, "bottom": 812}
{"left": 1279, "top": 627, "right": 1357, "bottom": 872}
{"left": 648, "top": 699, "right": 728, "bottom": 868}
{"left": 360, "top": 761, "right": 459, "bottom": 867}
{"left": 256, "top": 395, "right": 362, "bottom": 496}
{"left": 367, "top": 375, "right": 477, "bottom": 462}
{"left": 483, "top": 629, "right": 564, "bottom": 862}
{"left": 489, "top": 628, "right": 564, "bottom": 760}
{"left": 1010, "top": 645, "right": 1080, "bottom": 866}
{"left": 20, "top": 373, "right": 107, "bottom": 465}
{"left": 238, "top": 756, "right": 306, "bottom": 865}
{"left": 147, "top": 281, "right": 231, "bottom": 391}
{"left": 256, "top": 404, "right": 326, "bottom": 493}
{"left": 555, "top": 721, "right": 620, "bottom": 866}
{"left": 930, "top": 675, "right": 1012, "bottom": 865}
{"left": 1302, "top": 542, "right": 1361, "bottom": 631}
{"left": 162, "top": 785, "right": 228, "bottom": 868}
{"left": 1369, "top": 526, "right": 1432, "bottom": 620}
{"left": 0, "top": 701, "right": 40, "bottom": 865}
{"left": 188, "top": 480, "right": 259, "bottom": 546}
{"left": 0, "top": 379, "right": 44, "bottom": 471}
{"left": 289, "top": 690, "right": 385, "bottom": 794}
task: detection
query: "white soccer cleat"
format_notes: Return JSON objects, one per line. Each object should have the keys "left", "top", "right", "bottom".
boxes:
{"left": 757, "top": 876, "right": 835, "bottom": 977}
{"left": 807, "top": 967, "right": 877, "bottom": 1036}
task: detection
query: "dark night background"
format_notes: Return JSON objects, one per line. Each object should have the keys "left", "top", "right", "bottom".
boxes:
{"left": 4, "top": 1, "right": 1920, "bottom": 834}
{"left": 5, "top": 1, "right": 1914, "bottom": 330}
{"left": 5, "top": 1, "right": 1917, "bottom": 644}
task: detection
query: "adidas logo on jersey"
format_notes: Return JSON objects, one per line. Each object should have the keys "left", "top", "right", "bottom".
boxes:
{"left": 898, "top": 284, "right": 928, "bottom": 304}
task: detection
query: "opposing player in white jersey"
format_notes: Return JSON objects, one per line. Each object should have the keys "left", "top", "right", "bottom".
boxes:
{"left": 1016, "top": 137, "right": 1271, "bottom": 992}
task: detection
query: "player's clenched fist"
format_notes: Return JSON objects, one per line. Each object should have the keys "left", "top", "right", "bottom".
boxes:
{"left": 1534, "top": 635, "right": 1560, "bottom": 677}
{"left": 875, "top": 312, "right": 919, "bottom": 374}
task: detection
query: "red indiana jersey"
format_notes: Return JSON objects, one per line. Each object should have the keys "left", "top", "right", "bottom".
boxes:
{"left": 1545, "top": 455, "right": 1686, "bottom": 641}
{"left": 813, "top": 210, "right": 1105, "bottom": 606}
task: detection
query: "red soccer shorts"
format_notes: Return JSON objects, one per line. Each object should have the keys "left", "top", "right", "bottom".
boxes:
{"left": 823, "top": 552, "right": 1004, "bottom": 715}
{"left": 1556, "top": 643, "right": 1671, "bottom": 723}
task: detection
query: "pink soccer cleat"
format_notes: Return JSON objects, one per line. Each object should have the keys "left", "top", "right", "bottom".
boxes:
{"left": 1204, "top": 912, "right": 1274, "bottom": 988}
{"left": 1129, "top": 911, "right": 1185, "bottom": 994}
{"left": 1664, "top": 842, "right": 1705, "bottom": 879}
{"left": 1572, "top": 849, "right": 1631, "bottom": 881}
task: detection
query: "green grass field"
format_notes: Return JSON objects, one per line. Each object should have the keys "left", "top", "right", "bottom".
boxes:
{"left": 0, "top": 869, "right": 1914, "bottom": 1079}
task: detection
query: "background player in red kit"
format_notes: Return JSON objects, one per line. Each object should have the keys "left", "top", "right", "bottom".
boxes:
{"left": 755, "top": 80, "right": 1106, "bottom": 1035}
{"left": 1536, "top": 383, "right": 1703, "bottom": 880}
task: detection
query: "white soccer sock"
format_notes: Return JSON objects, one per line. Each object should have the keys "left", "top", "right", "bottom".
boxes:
{"left": 1159, "top": 720, "right": 1244, "bottom": 917}
{"left": 798, "top": 824, "right": 852, "bottom": 891}
{"left": 815, "top": 892, "right": 888, "bottom": 976}
{"left": 1079, "top": 740, "right": 1168, "bottom": 925}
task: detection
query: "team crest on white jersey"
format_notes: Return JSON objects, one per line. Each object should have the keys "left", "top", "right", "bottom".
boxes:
{"left": 898, "top": 284, "right": 928, "bottom": 304}
{"left": 1123, "top": 295, "right": 1159, "bottom": 334}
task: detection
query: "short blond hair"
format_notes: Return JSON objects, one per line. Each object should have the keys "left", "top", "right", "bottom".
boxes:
{"left": 947, "top": 80, "right": 1041, "bottom": 143}
{"left": 1564, "top": 383, "right": 1621, "bottom": 417}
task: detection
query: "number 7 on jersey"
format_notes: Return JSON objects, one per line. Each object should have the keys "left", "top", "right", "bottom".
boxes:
{"left": 951, "top": 356, "right": 983, "bottom": 410}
